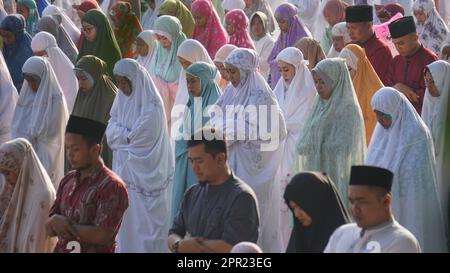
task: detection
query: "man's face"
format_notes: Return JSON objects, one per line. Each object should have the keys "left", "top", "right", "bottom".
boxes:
{"left": 348, "top": 185, "right": 390, "bottom": 229}
{"left": 392, "top": 34, "right": 419, "bottom": 57}
{"left": 65, "top": 133, "right": 98, "bottom": 170}
{"left": 346, "top": 22, "right": 371, "bottom": 42}
{"left": 188, "top": 144, "right": 224, "bottom": 182}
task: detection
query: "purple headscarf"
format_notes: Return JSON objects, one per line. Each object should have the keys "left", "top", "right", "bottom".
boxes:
{"left": 268, "top": 3, "right": 311, "bottom": 88}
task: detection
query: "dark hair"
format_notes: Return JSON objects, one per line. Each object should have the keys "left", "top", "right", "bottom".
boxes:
{"left": 187, "top": 127, "right": 227, "bottom": 157}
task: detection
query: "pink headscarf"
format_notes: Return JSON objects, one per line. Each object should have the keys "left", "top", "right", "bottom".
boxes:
{"left": 224, "top": 9, "right": 255, "bottom": 50}
{"left": 192, "top": 0, "right": 228, "bottom": 59}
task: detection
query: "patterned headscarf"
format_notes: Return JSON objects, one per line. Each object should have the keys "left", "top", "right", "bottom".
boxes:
{"left": 224, "top": 9, "right": 255, "bottom": 50}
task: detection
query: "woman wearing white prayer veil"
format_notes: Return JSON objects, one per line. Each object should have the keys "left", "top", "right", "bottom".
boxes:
{"left": 42, "top": 5, "right": 81, "bottom": 45}
{"left": 327, "top": 22, "right": 352, "bottom": 58}
{"left": 273, "top": 47, "right": 316, "bottom": 249}
{"left": 210, "top": 48, "right": 287, "bottom": 252}
{"left": 0, "top": 138, "right": 57, "bottom": 253}
{"left": 296, "top": 58, "right": 366, "bottom": 203}
{"left": 173, "top": 39, "right": 221, "bottom": 134}
{"left": 11, "top": 56, "right": 69, "bottom": 188}
{"left": 141, "top": 0, "right": 163, "bottom": 30}
{"left": 0, "top": 52, "right": 18, "bottom": 192}
{"left": 136, "top": 30, "right": 157, "bottom": 72}
{"left": 31, "top": 31, "right": 79, "bottom": 113}
{"left": 288, "top": 0, "right": 327, "bottom": 41}
{"left": 366, "top": 87, "right": 447, "bottom": 253}
{"left": 107, "top": 58, "right": 174, "bottom": 253}
{"left": 422, "top": 60, "right": 450, "bottom": 236}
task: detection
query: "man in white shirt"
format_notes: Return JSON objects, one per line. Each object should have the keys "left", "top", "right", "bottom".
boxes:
{"left": 324, "top": 165, "right": 421, "bottom": 253}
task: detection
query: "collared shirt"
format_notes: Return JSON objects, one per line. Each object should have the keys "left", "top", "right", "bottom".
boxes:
{"left": 169, "top": 174, "right": 259, "bottom": 246}
{"left": 49, "top": 160, "right": 129, "bottom": 253}
{"left": 324, "top": 217, "right": 421, "bottom": 253}
{"left": 387, "top": 45, "right": 438, "bottom": 113}
{"left": 358, "top": 33, "right": 394, "bottom": 85}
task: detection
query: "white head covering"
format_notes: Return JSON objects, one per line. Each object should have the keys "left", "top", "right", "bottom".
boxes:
{"left": 289, "top": 0, "right": 327, "bottom": 41}
{"left": 327, "top": 22, "right": 352, "bottom": 58}
{"left": 11, "top": 56, "right": 69, "bottom": 186}
{"left": 173, "top": 39, "right": 220, "bottom": 128}
{"left": 413, "top": 0, "right": 449, "bottom": 55}
{"left": 42, "top": 5, "right": 81, "bottom": 45}
{"left": 421, "top": 60, "right": 450, "bottom": 219}
{"left": 0, "top": 0, "right": 7, "bottom": 22}
{"left": 31, "top": 31, "right": 79, "bottom": 113}
{"left": 296, "top": 58, "right": 366, "bottom": 202}
{"left": 140, "top": 0, "right": 164, "bottom": 30}
{"left": 107, "top": 58, "right": 173, "bottom": 193}
{"left": 366, "top": 87, "right": 447, "bottom": 252}
{"left": 0, "top": 51, "right": 18, "bottom": 145}
{"left": 213, "top": 44, "right": 238, "bottom": 63}
{"left": 0, "top": 138, "right": 57, "bottom": 253}
{"left": 222, "top": 0, "right": 245, "bottom": 11}
{"left": 136, "top": 30, "right": 157, "bottom": 72}
{"left": 338, "top": 47, "right": 358, "bottom": 71}
{"left": 230, "top": 242, "right": 263, "bottom": 253}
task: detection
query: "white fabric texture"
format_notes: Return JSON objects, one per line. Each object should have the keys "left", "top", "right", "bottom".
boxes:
{"left": 0, "top": 51, "right": 18, "bottom": 145}
{"left": 173, "top": 39, "right": 221, "bottom": 134}
{"left": 136, "top": 30, "right": 157, "bottom": 72}
{"left": 289, "top": 0, "right": 327, "bottom": 41}
{"left": 213, "top": 44, "right": 238, "bottom": 63}
{"left": 42, "top": 5, "right": 81, "bottom": 45}
{"left": 210, "top": 48, "right": 287, "bottom": 253}
{"left": 421, "top": 60, "right": 450, "bottom": 231}
{"left": 11, "top": 56, "right": 69, "bottom": 188}
{"left": 327, "top": 22, "right": 352, "bottom": 58}
{"left": 296, "top": 58, "right": 366, "bottom": 203}
{"left": 141, "top": 0, "right": 163, "bottom": 30}
{"left": 273, "top": 47, "right": 317, "bottom": 249}
{"left": 366, "top": 87, "right": 447, "bottom": 253}
{"left": 31, "top": 31, "right": 79, "bottom": 113}
{"left": 339, "top": 47, "right": 358, "bottom": 71}
{"left": 107, "top": 59, "right": 174, "bottom": 252}
{"left": 413, "top": 0, "right": 449, "bottom": 55}
{"left": 53, "top": 0, "right": 82, "bottom": 27}
{"left": 0, "top": 138, "right": 57, "bottom": 253}
{"left": 254, "top": 34, "right": 275, "bottom": 80}
{"left": 222, "top": 0, "right": 245, "bottom": 11}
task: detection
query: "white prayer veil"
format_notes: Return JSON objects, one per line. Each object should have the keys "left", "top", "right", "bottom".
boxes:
{"left": 42, "top": 5, "right": 81, "bottom": 45}
{"left": 0, "top": 138, "right": 57, "bottom": 253}
{"left": 107, "top": 58, "right": 174, "bottom": 193}
{"left": 31, "top": 31, "right": 79, "bottom": 112}
{"left": 136, "top": 30, "right": 157, "bottom": 72}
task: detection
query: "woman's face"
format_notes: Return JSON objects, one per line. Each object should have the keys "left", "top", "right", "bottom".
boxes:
{"left": 186, "top": 73, "right": 201, "bottom": 97}
{"left": 135, "top": 37, "right": 149, "bottom": 57}
{"left": 16, "top": 3, "right": 30, "bottom": 20}
{"left": 155, "top": 33, "right": 172, "bottom": 49}
{"left": 424, "top": 70, "right": 440, "bottom": 97}
{"left": 225, "top": 63, "right": 240, "bottom": 87}
{"left": 289, "top": 200, "right": 312, "bottom": 227}
{"left": 33, "top": 50, "right": 47, "bottom": 57}
{"left": 225, "top": 20, "right": 235, "bottom": 36}
{"left": 244, "top": 0, "right": 253, "bottom": 9}
{"left": 277, "top": 60, "right": 296, "bottom": 85}
{"left": 0, "top": 30, "right": 15, "bottom": 46}
{"left": 75, "top": 71, "right": 94, "bottom": 92}
{"left": 193, "top": 11, "right": 207, "bottom": 28}
{"left": 24, "top": 74, "right": 40, "bottom": 92}
{"left": 413, "top": 10, "right": 427, "bottom": 24}
{"left": 251, "top": 15, "right": 264, "bottom": 38}
{"left": 215, "top": 61, "right": 230, "bottom": 81}
{"left": 0, "top": 168, "right": 18, "bottom": 186}
{"left": 82, "top": 21, "right": 97, "bottom": 42}
{"left": 332, "top": 36, "right": 345, "bottom": 52}
{"left": 312, "top": 71, "right": 332, "bottom": 100}
{"left": 374, "top": 110, "right": 392, "bottom": 129}
{"left": 276, "top": 18, "right": 289, "bottom": 33}
{"left": 115, "top": 75, "right": 132, "bottom": 96}
{"left": 178, "top": 56, "right": 192, "bottom": 70}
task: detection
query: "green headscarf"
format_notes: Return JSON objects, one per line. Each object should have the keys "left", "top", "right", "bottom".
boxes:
{"left": 296, "top": 58, "right": 366, "bottom": 202}
{"left": 78, "top": 9, "right": 121, "bottom": 77}
{"left": 151, "top": 15, "right": 186, "bottom": 83}
{"left": 72, "top": 55, "right": 118, "bottom": 124}
{"left": 17, "top": 0, "right": 39, "bottom": 35}
{"left": 159, "top": 0, "right": 194, "bottom": 37}
{"left": 172, "top": 61, "right": 221, "bottom": 220}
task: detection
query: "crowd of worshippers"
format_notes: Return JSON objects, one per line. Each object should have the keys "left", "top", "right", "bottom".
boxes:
{"left": 0, "top": 0, "right": 449, "bottom": 254}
